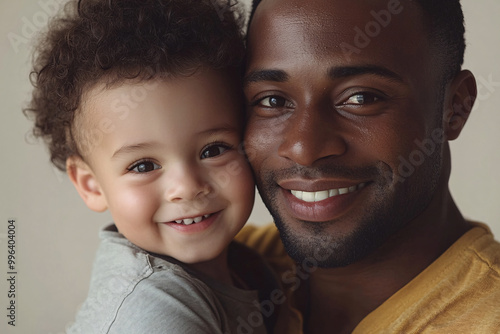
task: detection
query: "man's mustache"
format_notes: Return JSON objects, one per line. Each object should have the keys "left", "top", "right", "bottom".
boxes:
{"left": 262, "top": 163, "right": 384, "bottom": 182}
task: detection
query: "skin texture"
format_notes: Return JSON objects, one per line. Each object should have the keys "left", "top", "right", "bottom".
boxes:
{"left": 67, "top": 68, "right": 255, "bottom": 284}
{"left": 244, "top": 0, "right": 477, "bottom": 332}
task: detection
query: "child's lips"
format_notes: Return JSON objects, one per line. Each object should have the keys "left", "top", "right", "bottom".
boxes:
{"left": 171, "top": 213, "right": 212, "bottom": 225}
{"left": 160, "top": 211, "right": 222, "bottom": 233}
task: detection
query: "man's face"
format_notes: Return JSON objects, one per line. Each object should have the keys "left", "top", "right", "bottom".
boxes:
{"left": 244, "top": 0, "right": 448, "bottom": 267}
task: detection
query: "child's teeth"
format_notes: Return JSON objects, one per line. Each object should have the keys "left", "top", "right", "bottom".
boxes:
{"left": 173, "top": 214, "right": 212, "bottom": 225}
{"left": 183, "top": 218, "right": 194, "bottom": 225}
{"left": 172, "top": 214, "right": 214, "bottom": 225}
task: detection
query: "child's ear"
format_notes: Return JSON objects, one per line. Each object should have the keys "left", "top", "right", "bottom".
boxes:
{"left": 66, "top": 156, "right": 108, "bottom": 212}
{"left": 443, "top": 70, "right": 477, "bottom": 141}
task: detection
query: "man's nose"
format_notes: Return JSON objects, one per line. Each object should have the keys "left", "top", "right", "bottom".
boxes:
{"left": 278, "top": 103, "right": 347, "bottom": 166}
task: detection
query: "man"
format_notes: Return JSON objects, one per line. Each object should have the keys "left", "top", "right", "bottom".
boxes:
{"left": 237, "top": 0, "right": 500, "bottom": 333}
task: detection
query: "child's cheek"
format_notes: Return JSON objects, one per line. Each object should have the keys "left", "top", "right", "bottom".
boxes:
{"left": 108, "top": 184, "right": 159, "bottom": 229}
{"left": 225, "top": 158, "right": 255, "bottom": 214}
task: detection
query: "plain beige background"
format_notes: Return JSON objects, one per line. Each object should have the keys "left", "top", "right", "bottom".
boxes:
{"left": 1, "top": 0, "right": 499, "bottom": 333}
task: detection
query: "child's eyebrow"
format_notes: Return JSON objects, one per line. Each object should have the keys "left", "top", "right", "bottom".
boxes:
{"left": 112, "top": 142, "right": 157, "bottom": 160}
{"left": 111, "top": 126, "right": 238, "bottom": 159}
{"left": 197, "top": 125, "right": 240, "bottom": 137}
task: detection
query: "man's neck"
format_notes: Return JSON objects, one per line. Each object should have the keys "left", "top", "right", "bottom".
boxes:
{"left": 305, "top": 190, "right": 472, "bottom": 334}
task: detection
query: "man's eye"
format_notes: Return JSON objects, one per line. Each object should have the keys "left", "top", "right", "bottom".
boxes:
{"left": 258, "top": 96, "right": 292, "bottom": 108}
{"left": 344, "top": 93, "right": 381, "bottom": 105}
{"left": 200, "top": 143, "right": 231, "bottom": 159}
{"left": 128, "top": 161, "right": 161, "bottom": 173}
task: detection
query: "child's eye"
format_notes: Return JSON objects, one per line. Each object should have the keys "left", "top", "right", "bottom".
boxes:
{"left": 200, "top": 143, "right": 232, "bottom": 159}
{"left": 128, "top": 160, "right": 162, "bottom": 173}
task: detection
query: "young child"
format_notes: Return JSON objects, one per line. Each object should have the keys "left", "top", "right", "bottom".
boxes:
{"left": 26, "top": 0, "right": 279, "bottom": 333}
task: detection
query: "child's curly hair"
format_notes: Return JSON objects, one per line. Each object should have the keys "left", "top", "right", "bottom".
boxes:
{"left": 25, "top": 0, "right": 245, "bottom": 171}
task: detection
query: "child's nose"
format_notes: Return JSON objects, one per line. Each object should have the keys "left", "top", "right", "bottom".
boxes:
{"left": 164, "top": 167, "right": 211, "bottom": 203}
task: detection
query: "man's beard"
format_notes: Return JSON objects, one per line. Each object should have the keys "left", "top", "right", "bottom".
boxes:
{"left": 255, "top": 150, "right": 442, "bottom": 268}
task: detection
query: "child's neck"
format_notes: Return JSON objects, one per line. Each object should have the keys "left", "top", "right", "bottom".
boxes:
{"left": 189, "top": 248, "right": 233, "bottom": 286}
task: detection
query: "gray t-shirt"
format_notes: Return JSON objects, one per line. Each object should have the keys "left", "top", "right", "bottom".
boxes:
{"left": 67, "top": 224, "right": 278, "bottom": 334}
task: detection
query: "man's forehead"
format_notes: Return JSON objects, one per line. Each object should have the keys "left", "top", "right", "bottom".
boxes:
{"left": 246, "top": 0, "right": 432, "bottom": 85}
{"left": 251, "top": 0, "right": 421, "bottom": 26}
{"left": 249, "top": 0, "right": 424, "bottom": 50}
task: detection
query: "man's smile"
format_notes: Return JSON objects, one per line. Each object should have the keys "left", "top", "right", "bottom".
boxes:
{"left": 289, "top": 182, "right": 367, "bottom": 202}
{"left": 275, "top": 179, "right": 372, "bottom": 222}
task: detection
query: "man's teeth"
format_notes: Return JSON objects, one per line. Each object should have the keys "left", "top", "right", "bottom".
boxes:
{"left": 174, "top": 214, "right": 210, "bottom": 225}
{"left": 290, "top": 183, "right": 366, "bottom": 203}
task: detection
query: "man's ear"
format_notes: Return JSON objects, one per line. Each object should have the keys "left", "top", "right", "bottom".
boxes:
{"left": 66, "top": 156, "right": 108, "bottom": 212}
{"left": 443, "top": 70, "right": 477, "bottom": 141}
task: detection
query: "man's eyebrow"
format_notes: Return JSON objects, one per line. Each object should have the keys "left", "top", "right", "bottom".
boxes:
{"left": 244, "top": 66, "right": 404, "bottom": 87}
{"left": 112, "top": 142, "right": 157, "bottom": 159}
{"left": 328, "top": 65, "right": 405, "bottom": 83}
{"left": 244, "top": 69, "right": 289, "bottom": 87}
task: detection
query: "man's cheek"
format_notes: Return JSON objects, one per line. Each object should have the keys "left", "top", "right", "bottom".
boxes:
{"left": 245, "top": 129, "right": 278, "bottom": 165}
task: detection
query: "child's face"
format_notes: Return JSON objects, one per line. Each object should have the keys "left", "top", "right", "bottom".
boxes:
{"left": 73, "top": 68, "right": 255, "bottom": 264}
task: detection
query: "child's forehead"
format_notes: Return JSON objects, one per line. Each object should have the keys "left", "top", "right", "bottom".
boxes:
{"left": 78, "top": 78, "right": 167, "bottom": 126}
{"left": 84, "top": 68, "right": 241, "bottom": 107}
{"left": 74, "top": 70, "right": 244, "bottom": 150}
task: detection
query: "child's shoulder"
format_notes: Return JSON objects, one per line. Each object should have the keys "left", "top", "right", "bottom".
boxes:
{"left": 95, "top": 224, "right": 216, "bottom": 294}
{"left": 68, "top": 224, "right": 225, "bottom": 334}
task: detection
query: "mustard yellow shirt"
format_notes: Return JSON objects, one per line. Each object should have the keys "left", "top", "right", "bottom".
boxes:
{"left": 236, "top": 223, "right": 500, "bottom": 333}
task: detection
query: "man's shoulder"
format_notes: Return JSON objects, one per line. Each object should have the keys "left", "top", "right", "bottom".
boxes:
{"left": 464, "top": 222, "right": 500, "bottom": 274}
{"left": 355, "top": 223, "right": 500, "bottom": 334}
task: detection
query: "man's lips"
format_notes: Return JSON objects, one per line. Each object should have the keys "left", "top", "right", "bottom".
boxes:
{"left": 278, "top": 179, "right": 369, "bottom": 221}
{"left": 290, "top": 183, "right": 367, "bottom": 202}
{"left": 279, "top": 179, "right": 369, "bottom": 196}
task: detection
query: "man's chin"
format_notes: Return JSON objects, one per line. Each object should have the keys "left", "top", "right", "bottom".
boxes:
{"left": 273, "top": 214, "right": 391, "bottom": 268}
